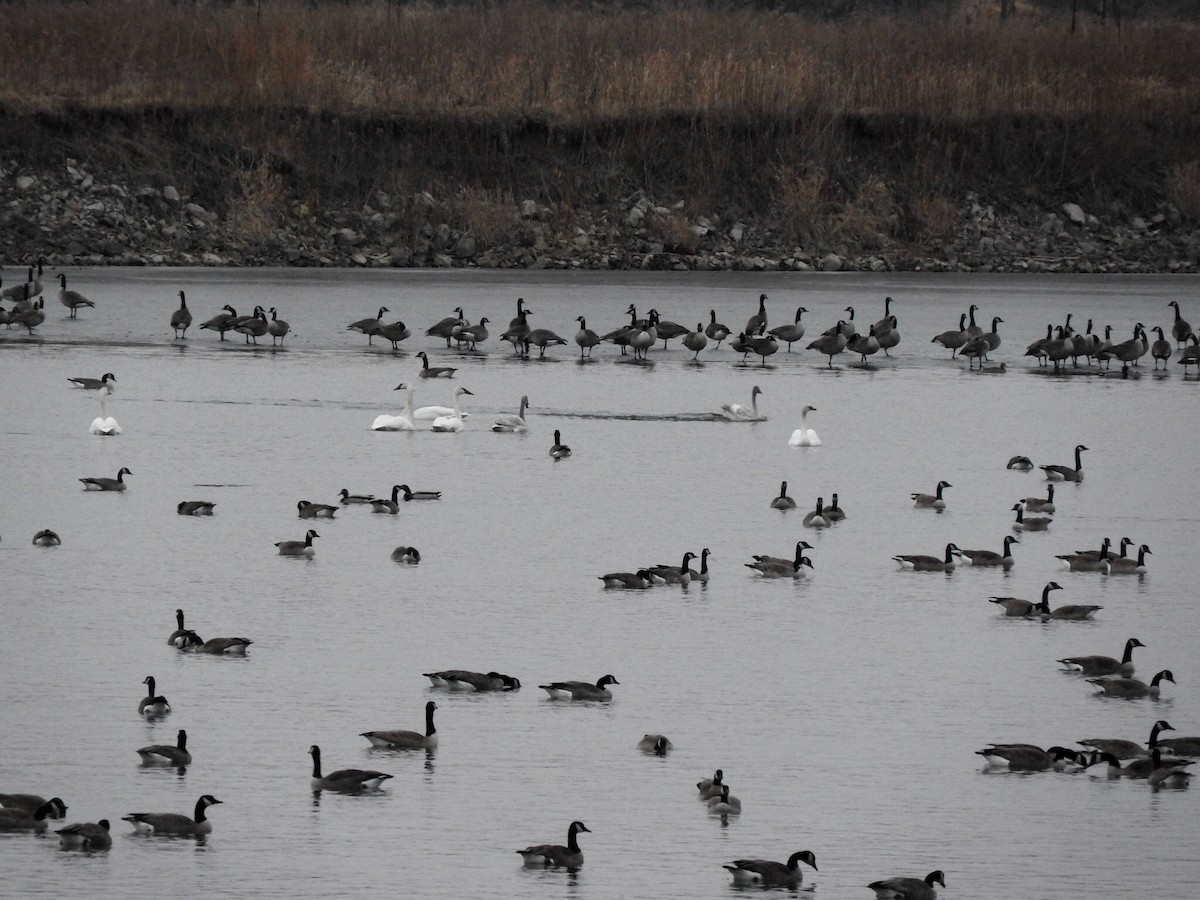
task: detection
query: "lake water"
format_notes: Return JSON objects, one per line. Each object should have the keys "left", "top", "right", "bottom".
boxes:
{"left": 1, "top": 267, "right": 1198, "bottom": 899}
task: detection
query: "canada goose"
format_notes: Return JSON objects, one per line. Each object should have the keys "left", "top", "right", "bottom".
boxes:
{"left": 744, "top": 333, "right": 779, "bottom": 366}
{"left": 549, "top": 429, "right": 571, "bottom": 459}
{"left": 574, "top": 316, "right": 601, "bottom": 357}
{"left": 0, "top": 798, "right": 66, "bottom": 833}
{"left": 868, "top": 870, "right": 945, "bottom": 900}
{"left": 0, "top": 264, "right": 38, "bottom": 301}
{"left": 1056, "top": 538, "right": 1113, "bottom": 572}
{"left": 235, "top": 306, "right": 269, "bottom": 344}
{"left": 32, "top": 529, "right": 61, "bottom": 546}
{"left": 377, "top": 319, "right": 411, "bottom": 350}
{"left": 1090, "top": 748, "right": 1192, "bottom": 780}
{"left": 719, "top": 385, "right": 764, "bottom": 421}
{"left": 724, "top": 850, "right": 817, "bottom": 887}
{"left": 988, "top": 582, "right": 1062, "bottom": 618}
{"left": 601, "top": 305, "right": 638, "bottom": 354}
{"left": 745, "top": 293, "right": 768, "bottom": 336}
{"left": 68, "top": 372, "right": 115, "bottom": 390}
{"left": 361, "top": 701, "right": 439, "bottom": 749}
{"left": 174, "top": 499, "right": 215, "bottom": 518}
{"left": 746, "top": 548, "right": 813, "bottom": 578}
{"left": 138, "top": 676, "right": 171, "bottom": 717}
{"left": 347, "top": 307, "right": 389, "bottom": 344}
{"left": 339, "top": 489, "right": 375, "bottom": 504}
{"left": 788, "top": 404, "right": 821, "bottom": 447}
{"left": 628, "top": 310, "right": 658, "bottom": 360}
{"left": 653, "top": 315, "right": 690, "bottom": 349}
{"left": 501, "top": 308, "right": 532, "bottom": 353}
{"left": 424, "top": 670, "right": 520, "bottom": 692}
{"left": 637, "top": 734, "right": 673, "bottom": 753}
{"left": 12, "top": 297, "right": 45, "bottom": 334}
{"left": 170, "top": 291, "right": 191, "bottom": 338}
{"left": 55, "top": 819, "right": 112, "bottom": 850}
{"left": 770, "top": 480, "right": 797, "bottom": 510}
{"left": 517, "top": 820, "right": 590, "bottom": 868}
{"left": 1024, "top": 484, "right": 1055, "bottom": 513}
{"left": 598, "top": 569, "right": 652, "bottom": 589}
{"left": 803, "top": 497, "right": 832, "bottom": 528}
{"left": 492, "top": 395, "right": 530, "bottom": 432}
{"left": 167, "top": 609, "right": 190, "bottom": 646}
{"left": 1060, "top": 638, "right": 1145, "bottom": 677}
{"left": 1148, "top": 325, "right": 1171, "bottom": 369}
{"left": 137, "top": 729, "right": 192, "bottom": 766}
{"left": 806, "top": 327, "right": 848, "bottom": 367}
{"left": 849, "top": 326, "right": 882, "bottom": 364}
{"left": 398, "top": 484, "right": 440, "bottom": 501}
{"left": 415, "top": 350, "right": 455, "bottom": 379}
{"left": 687, "top": 548, "right": 712, "bottom": 583}
{"left": 1148, "top": 749, "right": 1193, "bottom": 790}
{"left": 1042, "top": 325, "right": 1076, "bottom": 371}
{"left": 976, "top": 744, "right": 1076, "bottom": 771}
{"left": 1112, "top": 324, "right": 1148, "bottom": 366}
{"left": 58, "top": 274, "right": 94, "bottom": 317}
{"left": 958, "top": 535, "right": 1019, "bottom": 567}
{"left": 297, "top": 500, "right": 337, "bottom": 519}
{"left": 964, "top": 303, "right": 983, "bottom": 337}
{"left": 1178, "top": 334, "right": 1200, "bottom": 372}
{"left": 199, "top": 304, "right": 238, "bottom": 339}
{"left": 1156, "top": 732, "right": 1200, "bottom": 757}
{"left": 539, "top": 675, "right": 618, "bottom": 701}
{"left": 426, "top": 307, "right": 465, "bottom": 346}
{"left": 769, "top": 306, "right": 808, "bottom": 350}
{"left": 1104, "top": 544, "right": 1151, "bottom": 575}
{"left": 391, "top": 546, "right": 421, "bottom": 564}
{"left": 1036, "top": 589, "right": 1101, "bottom": 621}
{"left": 960, "top": 335, "right": 990, "bottom": 369}
{"left": 457, "top": 317, "right": 490, "bottom": 352}
{"left": 1007, "top": 455, "right": 1034, "bottom": 471}
{"left": 430, "top": 386, "right": 474, "bottom": 432}
{"left": 80, "top": 467, "right": 131, "bottom": 492}
{"left": 177, "top": 632, "right": 253, "bottom": 655}
{"left": 750, "top": 541, "right": 813, "bottom": 570}
{"left": 1090, "top": 670, "right": 1175, "bottom": 699}
{"left": 1076, "top": 536, "right": 1133, "bottom": 561}
{"left": 932, "top": 313, "right": 968, "bottom": 356}
{"left": 705, "top": 310, "right": 731, "bottom": 347}
{"left": 681, "top": 322, "right": 708, "bottom": 360}
{"left": 877, "top": 314, "right": 901, "bottom": 355}
{"left": 308, "top": 745, "right": 392, "bottom": 792}
{"left": 708, "top": 784, "right": 741, "bottom": 815}
{"left": 370, "top": 486, "right": 403, "bottom": 514}
{"left": 648, "top": 551, "right": 697, "bottom": 585}
{"left": 508, "top": 297, "right": 530, "bottom": 332}
{"left": 697, "top": 769, "right": 725, "bottom": 798}
{"left": 1011, "top": 503, "right": 1051, "bottom": 532}
{"left": 893, "top": 543, "right": 960, "bottom": 572}
{"left": 1079, "top": 720, "right": 1174, "bottom": 760}
{"left": 823, "top": 306, "right": 856, "bottom": 338}
{"left": 912, "top": 480, "right": 951, "bottom": 509}
{"left": 0, "top": 795, "right": 65, "bottom": 817}
{"left": 276, "top": 529, "right": 319, "bottom": 557}
{"left": 982, "top": 316, "right": 1004, "bottom": 352}
{"left": 123, "top": 795, "right": 221, "bottom": 836}
{"left": 1168, "top": 300, "right": 1193, "bottom": 347}
{"left": 266, "top": 307, "right": 289, "bottom": 346}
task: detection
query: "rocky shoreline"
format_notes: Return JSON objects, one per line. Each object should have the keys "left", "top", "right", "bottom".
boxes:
{"left": 5, "top": 158, "right": 1198, "bottom": 275}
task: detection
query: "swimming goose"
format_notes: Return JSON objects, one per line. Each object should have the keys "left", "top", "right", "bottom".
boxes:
{"left": 958, "top": 535, "right": 1019, "bottom": 567}
{"left": 1091, "top": 748, "right": 1192, "bottom": 780}
{"left": 492, "top": 395, "right": 530, "bottom": 432}
{"left": 893, "top": 543, "right": 960, "bottom": 572}
{"left": 32, "top": 529, "right": 61, "bottom": 546}
{"left": 788, "top": 404, "right": 821, "bottom": 446}
{"left": 549, "top": 430, "right": 572, "bottom": 459}
{"left": 347, "top": 306, "right": 389, "bottom": 345}
{"left": 687, "top": 548, "right": 712, "bottom": 583}
{"left": 724, "top": 850, "right": 817, "bottom": 887}
{"left": 177, "top": 500, "right": 216, "bottom": 516}
{"left": 58, "top": 274, "right": 94, "bottom": 317}
{"left": 276, "top": 529, "right": 319, "bottom": 557}
{"left": 988, "top": 582, "right": 1062, "bottom": 618}
{"left": 705, "top": 310, "right": 732, "bottom": 347}
{"left": 309, "top": 745, "right": 392, "bottom": 792}
{"left": 377, "top": 319, "right": 411, "bottom": 351}
{"left": 55, "top": 819, "right": 112, "bottom": 850}
{"left": 297, "top": 501, "right": 337, "bottom": 519}
{"left": 167, "top": 609, "right": 190, "bottom": 646}
{"left": 868, "top": 870, "right": 945, "bottom": 900}
{"left": 430, "top": 386, "right": 474, "bottom": 432}
{"left": 234, "top": 307, "right": 269, "bottom": 344}
{"left": 1148, "top": 750, "right": 1193, "bottom": 790}
{"left": 371, "top": 382, "right": 417, "bottom": 432}
{"left": 390, "top": 545, "right": 421, "bottom": 564}
{"left": 697, "top": 769, "right": 725, "bottom": 798}
{"left": 826, "top": 493, "right": 846, "bottom": 521}
{"left": 456, "top": 317, "right": 490, "bottom": 352}
{"left": 1079, "top": 720, "right": 1174, "bottom": 760}
{"left": 1011, "top": 503, "right": 1051, "bottom": 532}
{"left": 770, "top": 480, "right": 797, "bottom": 510}
{"left": 1055, "top": 538, "right": 1112, "bottom": 571}
{"left": 681, "top": 322, "right": 708, "bottom": 360}
{"left": 932, "top": 313, "right": 969, "bottom": 356}
{"left": 719, "top": 385, "right": 764, "bottom": 421}
{"left": 806, "top": 327, "right": 848, "bottom": 367}
{"left": 1060, "top": 638, "right": 1145, "bottom": 677}
{"left": 598, "top": 569, "right": 652, "bottom": 589}
{"left": 137, "top": 730, "right": 193, "bottom": 766}
{"left": 80, "top": 467, "right": 131, "bottom": 492}
{"left": 399, "top": 484, "right": 441, "bottom": 501}
{"left": 123, "top": 795, "right": 222, "bottom": 836}
{"left": 68, "top": 372, "right": 115, "bottom": 390}
{"left": 426, "top": 307, "right": 465, "bottom": 346}
{"left": 912, "top": 480, "right": 951, "bottom": 509}
{"left": 849, "top": 326, "right": 882, "bottom": 364}
{"left": 266, "top": 307, "right": 290, "bottom": 346}
{"left": 1090, "top": 670, "right": 1174, "bottom": 699}
{"left": 977, "top": 744, "right": 1076, "bottom": 771}
{"left": 424, "top": 670, "right": 520, "bottom": 692}
{"left": 1036, "top": 590, "right": 1101, "bottom": 621}
{"left": 177, "top": 632, "right": 253, "bottom": 655}
{"left": 1007, "top": 455, "right": 1034, "bottom": 471}
{"left": 648, "top": 552, "right": 697, "bottom": 585}
{"left": 361, "top": 701, "right": 439, "bottom": 749}
{"left": 339, "top": 489, "right": 375, "bottom": 504}
{"left": 370, "top": 486, "right": 403, "bottom": 514}
{"left": 1155, "top": 732, "right": 1200, "bottom": 757}
{"left": 574, "top": 316, "right": 601, "bottom": 357}
{"left": 517, "top": 820, "right": 590, "bottom": 868}
{"left": 88, "top": 384, "right": 121, "bottom": 436}
{"left": 170, "top": 291, "right": 191, "bottom": 338}
{"left": 745, "top": 293, "right": 768, "bottom": 336}
{"left": 746, "top": 547, "right": 813, "bottom": 578}
{"left": 803, "top": 497, "right": 832, "bottom": 528}
{"left": 411, "top": 351, "right": 454, "bottom": 379}
{"left": 1104, "top": 544, "right": 1151, "bottom": 574}
{"left": 539, "top": 675, "right": 618, "bottom": 701}
{"left": 708, "top": 784, "right": 741, "bottom": 815}
{"left": 199, "top": 304, "right": 238, "bottom": 339}
{"left": 1168, "top": 300, "right": 1193, "bottom": 347}
{"left": 0, "top": 795, "right": 65, "bottom": 818}
{"left": 1023, "top": 483, "right": 1055, "bottom": 513}
{"left": 637, "top": 734, "right": 673, "bottom": 753}
{"left": 138, "top": 676, "right": 171, "bottom": 717}
{"left": 750, "top": 540, "right": 813, "bottom": 570}
{"left": 0, "top": 799, "right": 66, "bottom": 833}
{"left": 769, "top": 306, "right": 808, "bottom": 350}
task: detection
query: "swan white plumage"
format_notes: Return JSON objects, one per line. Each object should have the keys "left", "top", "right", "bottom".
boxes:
{"left": 719, "top": 385, "right": 765, "bottom": 421}
{"left": 492, "top": 395, "right": 530, "bottom": 432}
{"left": 371, "top": 382, "right": 416, "bottom": 431}
{"left": 431, "top": 387, "right": 474, "bottom": 432}
{"left": 413, "top": 385, "right": 473, "bottom": 421}
{"left": 788, "top": 404, "right": 821, "bottom": 446}
{"left": 89, "top": 385, "right": 121, "bottom": 435}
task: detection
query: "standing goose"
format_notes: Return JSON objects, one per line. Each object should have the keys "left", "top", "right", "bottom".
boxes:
{"left": 32, "top": 529, "right": 61, "bottom": 546}
{"left": 415, "top": 351, "right": 456, "bottom": 379}
{"left": 868, "top": 870, "right": 946, "bottom": 900}
{"left": 769, "top": 306, "right": 808, "bottom": 350}
{"left": 574, "top": 316, "right": 601, "bottom": 358}
{"left": 425, "top": 307, "right": 465, "bottom": 346}
{"left": 681, "top": 322, "right": 708, "bottom": 360}
{"left": 137, "top": 730, "right": 193, "bottom": 766}
{"left": 982, "top": 316, "right": 1004, "bottom": 352}
{"left": 297, "top": 500, "right": 337, "bottom": 519}
{"left": 849, "top": 326, "right": 882, "bottom": 364}
{"left": 744, "top": 332, "right": 779, "bottom": 367}
{"left": 234, "top": 306, "right": 269, "bottom": 344}
{"left": 0, "top": 799, "right": 67, "bottom": 833}
{"left": 1079, "top": 719, "right": 1174, "bottom": 759}
{"left": 492, "top": 395, "right": 530, "bottom": 433}
{"left": 652, "top": 314, "right": 690, "bottom": 349}
{"left": 877, "top": 314, "right": 901, "bottom": 355}
{"left": 275, "top": 529, "right": 319, "bottom": 557}
{"left": 68, "top": 372, "right": 116, "bottom": 389}
{"left": 55, "top": 819, "right": 112, "bottom": 850}
{"left": 429, "top": 386, "right": 474, "bottom": 432}
{"left": 123, "top": 795, "right": 221, "bottom": 836}
{"left": 601, "top": 304, "right": 638, "bottom": 354}
{"left": 377, "top": 319, "right": 412, "bottom": 351}
{"left": 705, "top": 309, "right": 731, "bottom": 347}
{"left": 308, "top": 745, "right": 392, "bottom": 792}
{"left": 893, "top": 543, "right": 960, "bottom": 572}
{"left": 549, "top": 429, "right": 571, "bottom": 459}
{"left": 788, "top": 404, "right": 821, "bottom": 446}
{"left": 988, "top": 581, "right": 1063, "bottom": 617}
{"left": 1024, "top": 483, "right": 1055, "bottom": 513}
{"left": 372, "top": 382, "right": 417, "bottom": 432}
{"left": 1150, "top": 325, "right": 1172, "bottom": 369}
{"left": 912, "top": 481, "right": 951, "bottom": 510}
{"left": 457, "top": 317, "right": 490, "bottom": 352}
{"left": 80, "top": 467, "right": 131, "bottom": 491}
{"left": 58, "top": 274, "right": 94, "bottom": 318}
{"left": 1059, "top": 638, "right": 1145, "bottom": 677}
{"left": 745, "top": 293, "right": 768, "bottom": 336}
{"left": 769, "top": 480, "right": 797, "bottom": 510}
{"left": 1089, "top": 670, "right": 1175, "bottom": 699}
{"left": 199, "top": 304, "right": 238, "bottom": 339}
{"left": 1104, "top": 544, "right": 1151, "bottom": 575}
{"left": 1043, "top": 326, "right": 1077, "bottom": 371}
{"left": 1168, "top": 300, "right": 1193, "bottom": 347}
{"left": 724, "top": 850, "right": 817, "bottom": 887}
{"left": 347, "top": 306, "right": 389, "bottom": 345}
{"left": 538, "top": 675, "right": 618, "bottom": 701}
{"left": 824, "top": 306, "right": 856, "bottom": 338}
{"left": 88, "top": 384, "right": 121, "bottom": 435}
{"left": 719, "top": 385, "right": 764, "bottom": 421}
{"left": 361, "top": 700, "right": 439, "bottom": 749}
{"left": 958, "top": 535, "right": 1019, "bottom": 567}
{"left": 803, "top": 497, "right": 832, "bottom": 528}
{"left": 1024, "top": 324, "right": 1055, "bottom": 365}
{"left": 14, "top": 297, "right": 45, "bottom": 334}
{"left": 806, "top": 327, "right": 848, "bottom": 367}
{"left": 516, "top": 820, "right": 590, "bottom": 868}
{"left": 501, "top": 307, "right": 532, "bottom": 354}
{"left": 267, "top": 307, "right": 290, "bottom": 346}
{"left": 1011, "top": 503, "right": 1051, "bottom": 532}
{"left": 1177, "top": 334, "right": 1200, "bottom": 373}
{"left": 369, "top": 486, "right": 403, "bottom": 514}
{"left": 170, "top": 290, "right": 192, "bottom": 338}
{"left": 138, "top": 676, "right": 171, "bottom": 717}
{"left": 932, "top": 313, "right": 969, "bottom": 356}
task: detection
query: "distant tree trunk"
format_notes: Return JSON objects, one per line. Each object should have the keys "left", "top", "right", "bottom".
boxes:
{"left": 1071, "top": 0, "right": 1078, "bottom": 33}
{"left": 999, "top": 0, "right": 1015, "bottom": 18}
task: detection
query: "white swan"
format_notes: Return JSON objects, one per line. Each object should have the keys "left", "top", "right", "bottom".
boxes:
{"left": 413, "top": 385, "right": 473, "bottom": 421}
{"left": 491, "top": 395, "right": 529, "bottom": 432}
{"left": 431, "top": 387, "right": 474, "bottom": 432}
{"left": 788, "top": 405, "right": 821, "bottom": 446}
{"left": 719, "top": 385, "right": 765, "bottom": 421}
{"left": 371, "top": 382, "right": 416, "bottom": 431}
{"left": 89, "top": 385, "right": 121, "bottom": 435}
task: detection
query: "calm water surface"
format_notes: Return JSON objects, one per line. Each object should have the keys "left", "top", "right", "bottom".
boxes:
{"left": 1, "top": 268, "right": 1198, "bottom": 899}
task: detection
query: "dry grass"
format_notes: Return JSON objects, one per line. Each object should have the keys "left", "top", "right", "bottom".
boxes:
{"left": 1167, "top": 161, "right": 1200, "bottom": 221}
